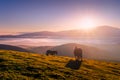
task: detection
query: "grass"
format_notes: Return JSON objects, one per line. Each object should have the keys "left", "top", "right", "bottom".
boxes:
{"left": 0, "top": 50, "right": 120, "bottom": 80}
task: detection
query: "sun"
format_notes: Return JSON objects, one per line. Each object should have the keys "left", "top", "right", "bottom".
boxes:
{"left": 78, "top": 17, "right": 97, "bottom": 30}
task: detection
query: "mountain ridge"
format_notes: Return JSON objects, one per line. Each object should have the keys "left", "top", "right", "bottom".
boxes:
{"left": 0, "top": 26, "right": 120, "bottom": 39}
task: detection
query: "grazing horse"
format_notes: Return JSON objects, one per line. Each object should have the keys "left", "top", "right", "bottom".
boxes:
{"left": 74, "top": 47, "right": 82, "bottom": 61}
{"left": 46, "top": 50, "right": 57, "bottom": 56}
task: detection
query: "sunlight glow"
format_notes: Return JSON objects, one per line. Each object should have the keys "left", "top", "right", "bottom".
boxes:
{"left": 78, "top": 17, "right": 97, "bottom": 30}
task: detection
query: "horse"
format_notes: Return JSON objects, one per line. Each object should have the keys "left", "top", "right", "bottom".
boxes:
{"left": 46, "top": 50, "right": 58, "bottom": 56}
{"left": 74, "top": 47, "right": 82, "bottom": 61}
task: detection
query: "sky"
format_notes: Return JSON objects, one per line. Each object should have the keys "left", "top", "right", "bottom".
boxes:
{"left": 0, "top": 0, "right": 120, "bottom": 34}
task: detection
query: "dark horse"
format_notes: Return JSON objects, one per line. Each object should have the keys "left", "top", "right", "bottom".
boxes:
{"left": 46, "top": 50, "right": 57, "bottom": 56}
{"left": 74, "top": 47, "right": 82, "bottom": 61}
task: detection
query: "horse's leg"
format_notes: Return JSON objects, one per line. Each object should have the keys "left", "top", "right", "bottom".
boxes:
{"left": 78, "top": 56, "right": 80, "bottom": 61}
{"left": 78, "top": 56, "right": 81, "bottom": 61}
{"left": 81, "top": 55, "right": 82, "bottom": 61}
{"left": 76, "top": 56, "right": 79, "bottom": 60}
{"left": 76, "top": 56, "right": 78, "bottom": 60}
{"left": 74, "top": 56, "right": 76, "bottom": 60}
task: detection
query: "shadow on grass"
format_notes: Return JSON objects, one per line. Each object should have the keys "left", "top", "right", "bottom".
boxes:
{"left": 65, "top": 59, "right": 82, "bottom": 70}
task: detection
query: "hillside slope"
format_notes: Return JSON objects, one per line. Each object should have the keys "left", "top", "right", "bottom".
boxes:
{"left": 29, "top": 43, "right": 118, "bottom": 61}
{"left": 0, "top": 44, "right": 29, "bottom": 52}
{"left": 28, "top": 46, "right": 54, "bottom": 54}
{"left": 0, "top": 50, "right": 120, "bottom": 80}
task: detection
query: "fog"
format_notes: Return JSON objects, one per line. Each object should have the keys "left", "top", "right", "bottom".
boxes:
{"left": 0, "top": 38, "right": 119, "bottom": 46}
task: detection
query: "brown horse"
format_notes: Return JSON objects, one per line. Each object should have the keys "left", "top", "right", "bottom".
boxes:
{"left": 74, "top": 47, "right": 82, "bottom": 61}
{"left": 46, "top": 50, "right": 57, "bottom": 56}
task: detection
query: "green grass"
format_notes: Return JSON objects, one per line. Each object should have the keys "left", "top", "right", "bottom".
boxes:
{"left": 0, "top": 50, "right": 120, "bottom": 80}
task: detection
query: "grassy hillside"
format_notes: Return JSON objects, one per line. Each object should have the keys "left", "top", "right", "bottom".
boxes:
{"left": 0, "top": 50, "right": 120, "bottom": 80}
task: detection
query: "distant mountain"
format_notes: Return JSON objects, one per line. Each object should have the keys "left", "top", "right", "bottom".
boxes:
{"left": 18, "top": 31, "right": 60, "bottom": 38}
{"left": 29, "top": 43, "right": 119, "bottom": 61}
{"left": 0, "top": 26, "right": 120, "bottom": 39}
{"left": 0, "top": 44, "right": 30, "bottom": 52}
{"left": 91, "top": 26, "right": 120, "bottom": 38}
